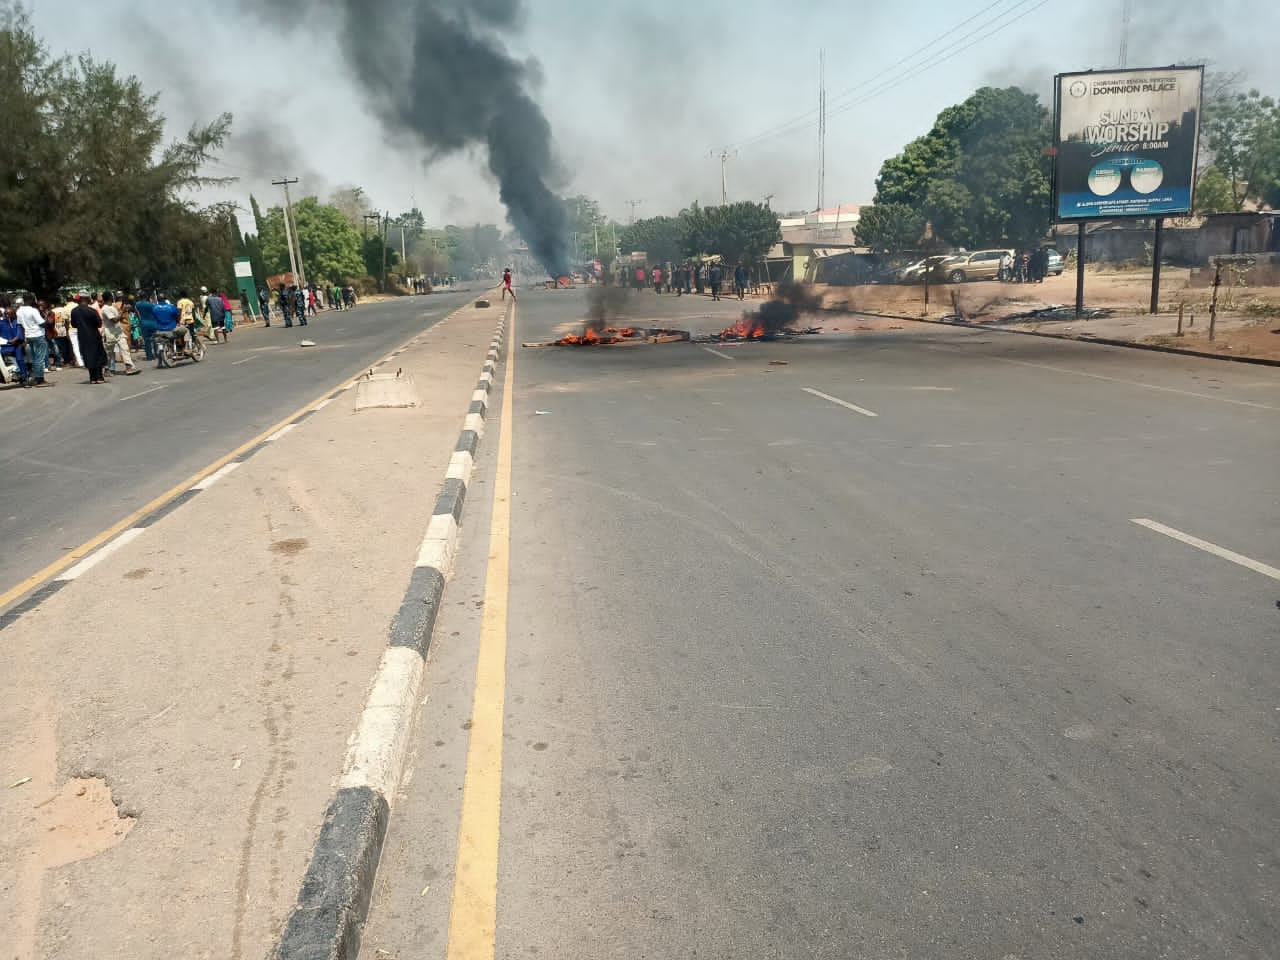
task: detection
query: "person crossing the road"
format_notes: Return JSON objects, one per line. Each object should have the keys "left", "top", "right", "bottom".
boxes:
{"left": 502, "top": 267, "right": 516, "bottom": 301}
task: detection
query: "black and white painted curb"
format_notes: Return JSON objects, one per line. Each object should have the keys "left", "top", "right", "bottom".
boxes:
{"left": 272, "top": 306, "right": 509, "bottom": 960}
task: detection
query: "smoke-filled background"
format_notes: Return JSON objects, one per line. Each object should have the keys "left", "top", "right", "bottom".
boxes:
{"left": 24, "top": 0, "right": 1280, "bottom": 230}
{"left": 248, "top": 0, "right": 567, "bottom": 276}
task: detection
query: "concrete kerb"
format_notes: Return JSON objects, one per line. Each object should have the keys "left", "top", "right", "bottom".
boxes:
{"left": 853, "top": 308, "right": 1280, "bottom": 369}
{"left": 273, "top": 302, "right": 510, "bottom": 960}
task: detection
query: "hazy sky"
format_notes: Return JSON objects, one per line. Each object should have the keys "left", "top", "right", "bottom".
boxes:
{"left": 27, "top": 0, "right": 1280, "bottom": 229}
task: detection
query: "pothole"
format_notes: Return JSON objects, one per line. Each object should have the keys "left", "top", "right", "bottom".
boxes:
{"left": 35, "top": 776, "right": 135, "bottom": 868}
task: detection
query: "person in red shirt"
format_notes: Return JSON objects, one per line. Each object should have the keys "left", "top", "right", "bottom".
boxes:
{"left": 502, "top": 267, "right": 515, "bottom": 301}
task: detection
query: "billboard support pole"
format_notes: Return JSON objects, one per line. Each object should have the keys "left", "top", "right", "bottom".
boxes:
{"left": 1075, "top": 224, "right": 1086, "bottom": 318}
{"left": 1149, "top": 217, "right": 1165, "bottom": 314}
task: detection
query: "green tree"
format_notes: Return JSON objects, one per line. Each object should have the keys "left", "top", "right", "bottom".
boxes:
{"left": 1194, "top": 166, "right": 1236, "bottom": 214}
{"left": 362, "top": 235, "right": 399, "bottom": 286}
{"left": 292, "top": 198, "right": 366, "bottom": 282}
{"left": 861, "top": 86, "right": 1051, "bottom": 250}
{"left": 679, "top": 201, "right": 781, "bottom": 264}
{"left": 0, "top": 2, "right": 233, "bottom": 296}
{"left": 1201, "top": 88, "right": 1280, "bottom": 209}
{"left": 257, "top": 197, "right": 366, "bottom": 283}
{"left": 618, "top": 215, "right": 683, "bottom": 263}
{"left": 855, "top": 203, "right": 926, "bottom": 252}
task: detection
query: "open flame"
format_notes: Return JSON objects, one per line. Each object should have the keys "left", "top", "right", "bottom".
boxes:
{"left": 718, "top": 315, "right": 766, "bottom": 340}
{"left": 554, "top": 326, "right": 641, "bottom": 346}
{"left": 716, "top": 283, "right": 826, "bottom": 340}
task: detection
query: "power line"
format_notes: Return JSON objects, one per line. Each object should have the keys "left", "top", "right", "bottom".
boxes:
{"left": 820, "top": 0, "right": 1050, "bottom": 126}
{"left": 725, "top": 0, "right": 1014, "bottom": 154}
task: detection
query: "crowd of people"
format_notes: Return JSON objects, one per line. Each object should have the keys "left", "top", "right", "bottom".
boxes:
{"left": 0, "top": 282, "right": 360, "bottom": 388}
{"left": 999, "top": 248, "right": 1053, "bottom": 284}
{"left": 628, "top": 261, "right": 753, "bottom": 301}
{"left": 254, "top": 282, "right": 358, "bottom": 326}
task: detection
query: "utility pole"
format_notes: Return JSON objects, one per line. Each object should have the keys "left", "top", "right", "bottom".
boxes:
{"left": 715, "top": 149, "right": 735, "bottom": 205}
{"left": 626, "top": 199, "right": 643, "bottom": 225}
{"left": 381, "top": 211, "right": 390, "bottom": 291}
{"left": 273, "top": 177, "right": 301, "bottom": 287}
{"left": 817, "top": 48, "right": 826, "bottom": 213}
{"left": 1118, "top": 0, "right": 1133, "bottom": 67}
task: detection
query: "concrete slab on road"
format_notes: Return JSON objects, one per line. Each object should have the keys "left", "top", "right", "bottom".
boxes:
{"left": 0, "top": 297, "right": 504, "bottom": 960}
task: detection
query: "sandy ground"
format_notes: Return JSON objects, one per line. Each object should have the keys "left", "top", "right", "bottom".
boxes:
{"left": 0, "top": 298, "right": 505, "bottom": 960}
{"left": 811, "top": 267, "right": 1280, "bottom": 362}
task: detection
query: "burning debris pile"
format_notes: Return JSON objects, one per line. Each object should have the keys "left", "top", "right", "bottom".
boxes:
{"left": 715, "top": 283, "right": 825, "bottom": 340}
{"left": 524, "top": 286, "right": 690, "bottom": 348}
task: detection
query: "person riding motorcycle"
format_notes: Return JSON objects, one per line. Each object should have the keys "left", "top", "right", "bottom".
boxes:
{"left": 152, "top": 295, "right": 188, "bottom": 354}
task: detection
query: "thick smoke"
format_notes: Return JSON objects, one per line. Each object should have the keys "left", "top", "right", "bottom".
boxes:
{"left": 585, "top": 285, "right": 632, "bottom": 333}
{"left": 755, "top": 283, "right": 824, "bottom": 335}
{"left": 252, "top": 0, "right": 567, "bottom": 276}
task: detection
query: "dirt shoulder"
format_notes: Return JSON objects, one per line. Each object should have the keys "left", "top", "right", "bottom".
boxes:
{"left": 812, "top": 267, "right": 1280, "bottom": 363}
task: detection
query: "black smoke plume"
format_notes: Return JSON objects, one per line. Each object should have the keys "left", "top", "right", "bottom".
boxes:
{"left": 755, "top": 283, "right": 824, "bottom": 336}
{"left": 585, "top": 285, "right": 632, "bottom": 333}
{"left": 252, "top": 0, "right": 568, "bottom": 277}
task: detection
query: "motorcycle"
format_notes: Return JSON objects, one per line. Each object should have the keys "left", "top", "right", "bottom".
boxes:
{"left": 154, "top": 326, "right": 206, "bottom": 368}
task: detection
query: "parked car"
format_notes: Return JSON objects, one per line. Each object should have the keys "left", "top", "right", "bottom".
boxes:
{"left": 1045, "top": 249, "right": 1064, "bottom": 276}
{"left": 896, "top": 255, "right": 957, "bottom": 284}
{"left": 936, "top": 249, "right": 1012, "bottom": 283}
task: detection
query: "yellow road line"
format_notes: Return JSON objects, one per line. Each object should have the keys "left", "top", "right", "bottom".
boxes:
{"left": 446, "top": 304, "right": 515, "bottom": 960}
{"left": 0, "top": 311, "right": 464, "bottom": 614}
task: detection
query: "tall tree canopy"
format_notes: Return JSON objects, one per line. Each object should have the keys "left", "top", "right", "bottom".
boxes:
{"left": 1200, "top": 88, "right": 1280, "bottom": 210}
{"left": 859, "top": 86, "right": 1052, "bottom": 251}
{"left": 0, "top": 2, "right": 233, "bottom": 296}
{"left": 618, "top": 215, "right": 684, "bottom": 264}
{"left": 679, "top": 202, "right": 781, "bottom": 264}
{"left": 257, "top": 197, "right": 367, "bottom": 283}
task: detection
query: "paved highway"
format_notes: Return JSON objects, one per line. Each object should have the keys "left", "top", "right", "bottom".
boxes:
{"left": 365, "top": 288, "right": 1280, "bottom": 959}
{"left": 0, "top": 291, "right": 474, "bottom": 599}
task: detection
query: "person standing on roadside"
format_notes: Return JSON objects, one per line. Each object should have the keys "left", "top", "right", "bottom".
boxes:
{"left": 40, "top": 303, "right": 62, "bottom": 369}
{"left": 258, "top": 285, "right": 272, "bottom": 326}
{"left": 206, "top": 290, "right": 228, "bottom": 343}
{"left": 101, "top": 292, "right": 139, "bottom": 376}
{"left": 220, "top": 291, "right": 235, "bottom": 339}
{"left": 0, "top": 301, "right": 27, "bottom": 384}
{"left": 734, "top": 262, "right": 748, "bottom": 300}
{"left": 54, "top": 298, "right": 77, "bottom": 367}
{"left": 135, "top": 291, "right": 159, "bottom": 360}
{"left": 294, "top": 285, "right": 308, "bottom": 326}
{"left": 709, "top": 262, "right": 723, "bottom": 301}
{"left": 17, "top": 297, "right": 50, "bottom": 386}
{"left": 71, "top": 290, "right": 108, "bottom": 384}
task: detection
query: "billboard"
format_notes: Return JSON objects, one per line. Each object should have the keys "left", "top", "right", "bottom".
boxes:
{"left": 1053, "top": 66, "right": 1203, "bottom": 221}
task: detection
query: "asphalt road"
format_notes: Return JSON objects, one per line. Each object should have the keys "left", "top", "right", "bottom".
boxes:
{"left": 0, "top": 291, "right": 475, "bottom": 599}
{"left": 368, "top": 287, "right": 1279, "bottom": 959}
